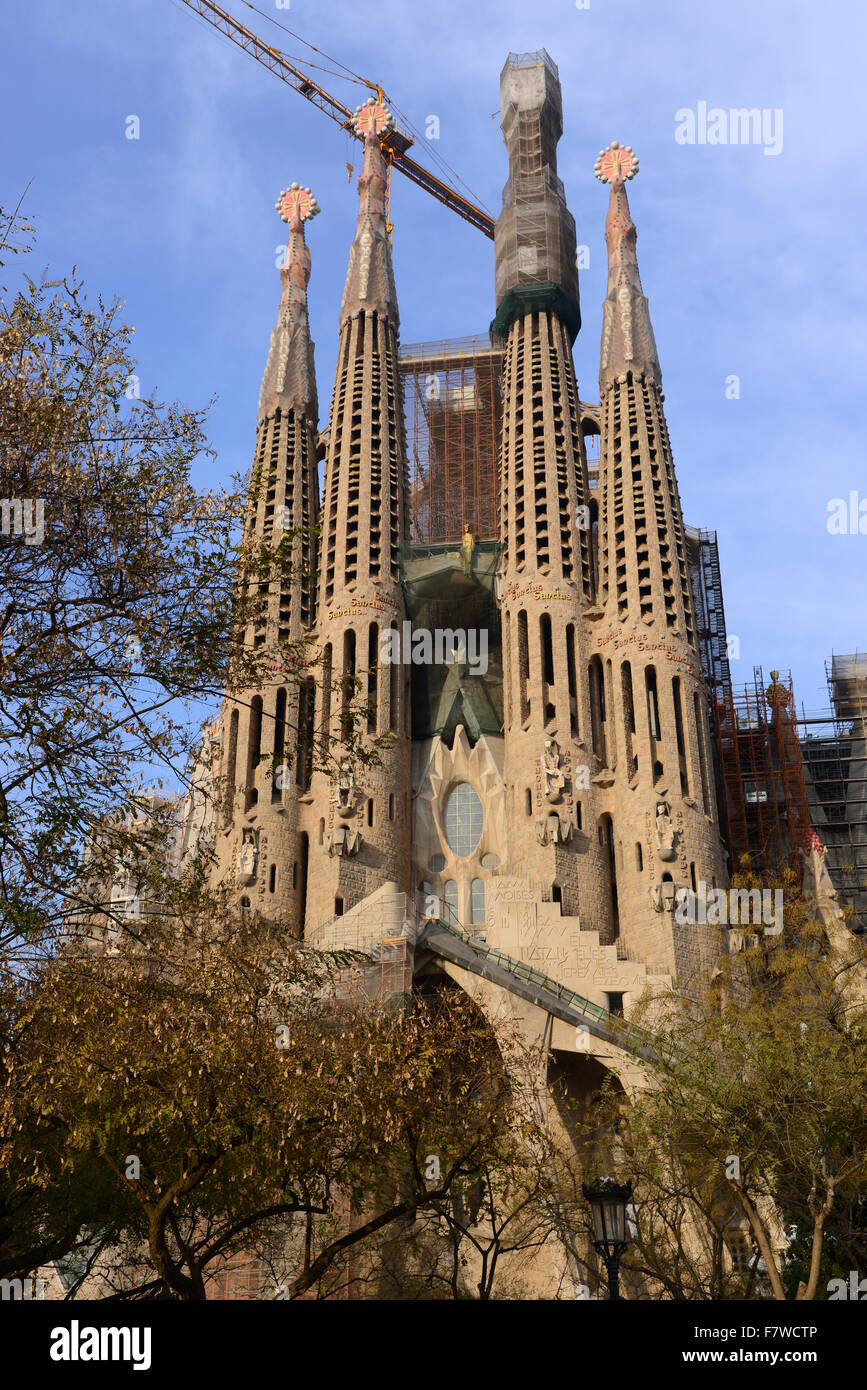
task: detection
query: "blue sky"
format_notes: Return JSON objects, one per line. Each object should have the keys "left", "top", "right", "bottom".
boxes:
{"left": 2, "top": 0, "right": 865, "bottom": 712}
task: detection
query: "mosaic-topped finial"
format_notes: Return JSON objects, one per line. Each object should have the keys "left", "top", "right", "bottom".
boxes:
{"left": 351, "top": 96, "right": 395, "bottom": 141}
{"left": 275, "top": 182, "right": 320, "bottom": 225}
{"left": 594, "top": 141, "right": 639, "bottom": 185}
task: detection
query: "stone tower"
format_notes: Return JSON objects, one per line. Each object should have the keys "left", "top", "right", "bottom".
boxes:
{"left": 211, "top": 183, "right": 321, "bottom": 929}
{"left": 591, "top": 142, "right": 727, "bottom": 981}
{"left": 204, "top": 59, "right": 730, "bottom": 1030}
{"left": 302, "top": 98, "right": 412, "bottom": 935}
{"left": 493, "top": 51, "right": 611, "bottom": 937}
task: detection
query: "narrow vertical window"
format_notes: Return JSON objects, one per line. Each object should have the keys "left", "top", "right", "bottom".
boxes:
{"left": 245, "top": 696, "right": 263, "bottom": 810}
{"left": 443, "top": 880, "right": 459, "bottom": 925}
{"left": 645, "top": 666, "right": 663, "bottom": 780}
{"left": 367, "top": 623, "right": 379, "bottom": 734}
{"left": 605, "top": 660, "right": 616, "bottom": 770}
{"left": 470, "top": 878, "right": 485, "bottom": 926}
{"left": 297, "top": 832, "right": 309, "bottom": 939}
{"left": 341, "top": 628, "right": 356, "bottom": 737}
{"left": 296, "top": 678, "right": 314, "bottom": 791}
{"left": 272, "top": 687, "right": 287, "bottom": 803}
{"left": 622, "top": 661, "right": 637, "bottom": 779}
{"left": 694, "top": 690, "right": 711, "bottom": 815}
{"left": 566, "top": 623, "right": 579, "bottom": 738}
{"left": 540, "top": 613, "right": 555, "bottom": 724}
{"left": 672, "top": 676, "right": 689, "bottom": 798}
{"left": 389, "top": 623, "right": 399, "bottom": 732}
{"left": 645, "top": 667, "right": 661, "bottom": 741}
{"left": 223, "top": 707, "right": 239, "bottom": 827}
{"left": 320, "top": 643, "right": 333, "bottom": 755}
{"left": 600, "top": 813, "right": 619, "bottom": 941}
{"left": 589, "top": 656, "right": 607, "bottom": 765}
{"left": 517, "top": 610, "right": 530, "bottom": 723}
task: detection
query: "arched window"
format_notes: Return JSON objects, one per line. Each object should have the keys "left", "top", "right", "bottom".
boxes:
{"left": 223, "top": 707, "right": 239, "bottom": 827}
{"left": 389, "top": 623, "right": 400, "bottom": 731}
{"left": 470, "top": 878, "right": 485, "bottom": 926}
{"left": 388, "top": 793, "right": 395, "bottom": 820}
{"left": 517, "top": 610, "right": 530, "bottom": 722}
{"left": 272, "top": 687, "right": 287, "bottom": 803}
{"left": 525, "top": 788, "right": 533, "bottom": 817}
{"left": 443, "top": 783, "right": 483, "bottom": 858}
{"left": 673, "top": 676, "right": 689, "bottom": 797}
{"left": 622, "top": 661, "right": 637, "bottom": 779}
{"left": 296, "top": 678, "right": 314, "bottom": 791}
{"left": 693, "top": 690, "right": 711, "bottom": 815}
{"left": 268, "top": 863, "right": 276, "bottom": 893}
{"left": 443, "top": 880, "right": 459, "bottom": 925}
{"left": 600, "top": 813, "right": 619, "bottom": 940}
{"left": 540, "top": 613, "right": 555, "bottom": 724}
{"left": 245, "top": 695, "right": 263, "bottom": 810}
{"left": 320, "top": 643, "right": 332, "bottom": 754}
{"left": 341, "top": 629, "right": 356, "bottom": 736}
{"left": 566, "top": 622, "right": 579, "bottom": 738}
{"left": 367, "top": 798, "right": 374, "bottom": 827}
{"left": 589, "top": 656, "right": 607, "bottom": 765}
{"left": 367, "top": 622, "right": 379, "bottom": 734}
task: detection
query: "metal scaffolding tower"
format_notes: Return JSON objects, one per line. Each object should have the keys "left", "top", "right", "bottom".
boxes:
{"left": 798, "top": 653, "right": 867, "bottom": 932}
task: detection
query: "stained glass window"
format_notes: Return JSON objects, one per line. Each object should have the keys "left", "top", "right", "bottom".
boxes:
{"left": 443, "top": 783, "right": 483, "bottom": 858}
{"left": 470, "top": 878, "right": 485, "bottom": 925}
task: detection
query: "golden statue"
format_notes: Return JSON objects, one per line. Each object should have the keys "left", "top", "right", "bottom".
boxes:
{"left": 460, "top": 523, "right": 475, "bottom": 577}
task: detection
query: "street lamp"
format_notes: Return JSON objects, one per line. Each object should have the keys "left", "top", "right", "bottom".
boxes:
{"left": 582, "top": 1176, "right": 634, "bottom": 1300}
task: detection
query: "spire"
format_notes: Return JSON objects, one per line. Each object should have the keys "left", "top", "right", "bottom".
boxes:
{"left": 339, "top": 98, "right": 399, "bottom": 328}
{"left": 258, "top": 182, "right": 320, "bottom": 423}
{"left": 594, "top": 143, "right": 661, "bottom": 393}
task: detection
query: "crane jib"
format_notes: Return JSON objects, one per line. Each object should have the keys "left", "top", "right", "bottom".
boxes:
{"left": 179, "top": 0, "right": 494, "bottom": 239}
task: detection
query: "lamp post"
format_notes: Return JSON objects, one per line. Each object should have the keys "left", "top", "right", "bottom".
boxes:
{"left": 582, "top": 1177, "right": 634, "bottom": 1300}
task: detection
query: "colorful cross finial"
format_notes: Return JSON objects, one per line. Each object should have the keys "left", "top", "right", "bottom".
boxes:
{"left": 594, "top": 141, "right": 639, "bottom": 185}
{"left": 352, "top": 96, "right": 395, "bottom": 140}
{"left": 275, "top": 182, "right": 320, "bottom": 225}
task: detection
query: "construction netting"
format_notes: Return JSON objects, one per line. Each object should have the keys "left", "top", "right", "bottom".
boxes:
{"left": 400, "top": 337, "right": 503, "bottom": 545}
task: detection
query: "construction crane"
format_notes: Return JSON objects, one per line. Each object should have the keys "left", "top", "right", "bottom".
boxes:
{"left": 176, "top": 0, "right": 496, "bottom": 240}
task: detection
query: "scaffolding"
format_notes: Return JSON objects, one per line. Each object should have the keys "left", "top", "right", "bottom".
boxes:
{"left": 798, "top": 653, "right": 867, "bottom": 932}
{"left": 714, "top": 667, "right": 812, "bottom": 883}
{"left": 685, "top": 528, "right": 733, "bottom": 841}
{"left": 400, "top": 337, "right": 503, "bottom": 545}
{"left": 306, "top": 894, "right": 416, "bottom": 1003}
{"left": 492, "top": 50, "right": 580, "bottom": 343}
